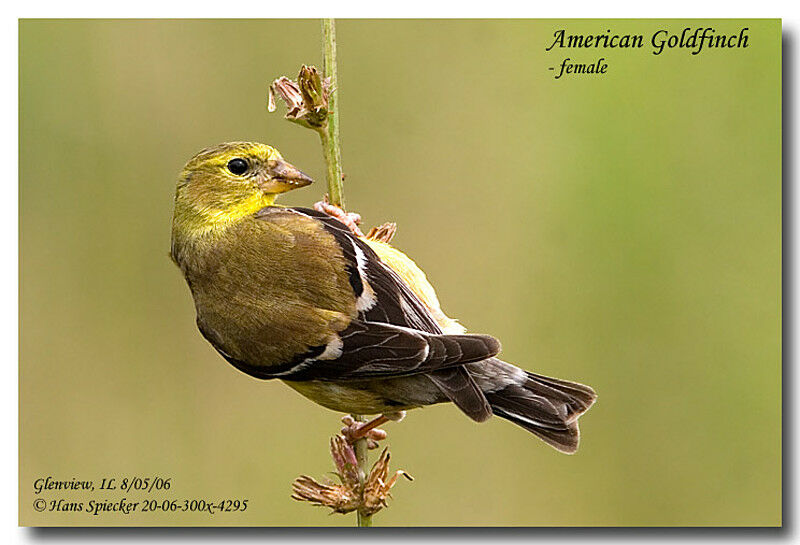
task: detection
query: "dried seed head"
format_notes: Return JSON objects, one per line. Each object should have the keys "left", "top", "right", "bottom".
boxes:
{"left": 290, "top": 436, "right": 362, "bottom": 514}
{"left": 291, "top": 436, "right": 411, "bottom": 517}
{"left": 268, "top": 65, "right": 331, "bottom": 130}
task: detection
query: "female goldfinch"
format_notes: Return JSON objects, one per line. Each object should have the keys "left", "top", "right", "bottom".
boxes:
{"left": 170, "top": 142, "right": 596, "bottom": 453}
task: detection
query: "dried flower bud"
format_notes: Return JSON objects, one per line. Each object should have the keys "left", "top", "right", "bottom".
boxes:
{"left": 291, "top": 475, "right": 360, "bottom": 514}
{"left": 298, "top": 65, "right": 327, "bottom": 115}
{"left": 268, "top": 77, "right": 302, "bottom": 115}
{"left": 268, "top": 65, "right": 331, "bottom": 130}
{"left": 366, "top": 222, "right": 398, "bottom": 244}
{"left": 330, "top": 435, "right": 361, "bottom": 488}
{"left": 361, "top": 448, "right": 413, "bottom": 516}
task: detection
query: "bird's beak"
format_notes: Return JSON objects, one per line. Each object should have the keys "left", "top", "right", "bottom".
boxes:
{"left": 260, "top": 159, "right": 314, "bottom": 194}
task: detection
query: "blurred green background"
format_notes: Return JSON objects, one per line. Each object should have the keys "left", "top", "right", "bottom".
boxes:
{"left": 19, "top": 19, "right": 781, "bottom": 526}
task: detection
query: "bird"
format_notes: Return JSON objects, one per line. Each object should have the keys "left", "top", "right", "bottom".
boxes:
{"left": 170, "top": 142, "right": 597, "bottom": 454}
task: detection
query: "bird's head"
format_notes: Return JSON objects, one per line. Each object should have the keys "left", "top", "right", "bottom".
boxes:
{"left": 173, "top": 142, "right": 313, "bottom": 236}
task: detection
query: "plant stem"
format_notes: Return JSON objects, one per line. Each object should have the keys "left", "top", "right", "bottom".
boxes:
{"left": 321, "top": 20, "right": 369, "bottom": 527}
{"left": 320, "top": 18, "right": 345, "bottom": 208}
{"left": 351, "top": 414, "right": 373, "bottom": 527}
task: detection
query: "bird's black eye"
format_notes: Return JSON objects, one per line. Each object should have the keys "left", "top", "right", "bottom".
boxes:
{"left": 226, "top": 158, "right": 249, "bottom": 176}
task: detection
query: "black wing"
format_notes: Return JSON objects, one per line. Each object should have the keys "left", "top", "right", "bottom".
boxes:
{"left": 245, "top": 207, "right": 497, "bottom": 420}
{"left": 201, "top": 318, "right": 498, "bottom": 380}
{"left": 287, "top": 208, "right": 445, "bottom": 332}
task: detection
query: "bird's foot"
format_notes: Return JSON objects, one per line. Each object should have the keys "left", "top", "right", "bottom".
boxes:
{"left": 341, "top": 415, "right": 389, "bottom": 450}
{"left": 314, "top": 196, "right": 365, "bottom": 237}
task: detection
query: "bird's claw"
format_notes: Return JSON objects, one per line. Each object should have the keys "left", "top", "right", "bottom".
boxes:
{"left": 341, "top": 415, "right": 388, "bottom": 450}
{"left": 314, "top": 197, "right": 365, "bottom": 237}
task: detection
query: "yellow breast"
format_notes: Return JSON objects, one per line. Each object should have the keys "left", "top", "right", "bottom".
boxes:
{"left": 362, "top": 238, "right": 466, "bottom": 334}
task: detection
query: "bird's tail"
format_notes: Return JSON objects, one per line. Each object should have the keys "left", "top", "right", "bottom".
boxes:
{"left": 479, "top": 361, "right": 597, "bottom": 454}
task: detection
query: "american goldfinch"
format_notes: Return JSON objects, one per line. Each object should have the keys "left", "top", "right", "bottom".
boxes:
{"left": 170, "top": 142, "right": 596, "bottom": 453}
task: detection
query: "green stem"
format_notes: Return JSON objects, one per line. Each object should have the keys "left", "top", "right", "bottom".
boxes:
{"left": 351, "top": 414, "right": 372, "bottom": 527}
{"left": 321, "top": 18, "right": 345, "bottom": 208}
{"left": 322, "top": 20, "right": 370, "bottom": 527}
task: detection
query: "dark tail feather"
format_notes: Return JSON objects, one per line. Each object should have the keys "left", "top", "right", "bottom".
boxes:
{"left": 523, "top": 372, "right": 597, "bottom": 423}
{"left": 485, "top": 371, "right": 597, "bottom": 454}
{"left": 426, "top": 367, "right": 492, "bottom": 423}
